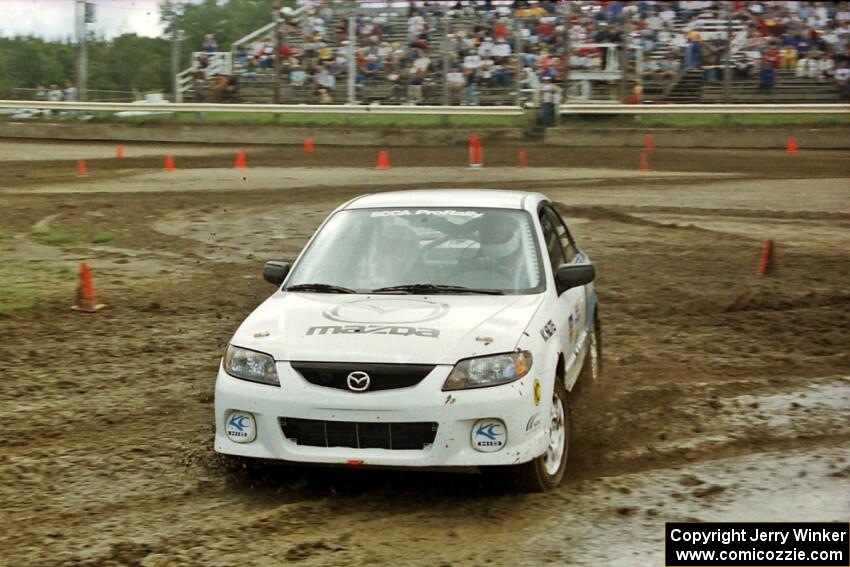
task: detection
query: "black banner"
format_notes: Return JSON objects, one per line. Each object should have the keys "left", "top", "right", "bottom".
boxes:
{"left": 666, "top": 522, "right": 849, "bottom": 566}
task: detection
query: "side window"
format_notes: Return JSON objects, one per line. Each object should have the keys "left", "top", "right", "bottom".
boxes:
{"left": 539, "top": 213, "right": 565, "bottom": 271}
{"left": 543, "top": 206, "right": 577, "bottom": 263}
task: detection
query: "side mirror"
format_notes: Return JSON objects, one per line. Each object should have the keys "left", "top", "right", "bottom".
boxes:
{"left": 555, "top": 263, "right": 595, "bottom": 295}
{"left": 263, "top": 261, "right": 291, "bottom": 286}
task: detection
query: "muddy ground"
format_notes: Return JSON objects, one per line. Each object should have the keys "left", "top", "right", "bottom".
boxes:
{"left": 0, "top": 140, "right": 848, "bottom": 566}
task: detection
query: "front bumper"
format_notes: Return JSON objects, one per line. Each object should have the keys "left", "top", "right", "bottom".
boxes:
{"left": 214, "top": 362, "right": 551, "bottom": 467}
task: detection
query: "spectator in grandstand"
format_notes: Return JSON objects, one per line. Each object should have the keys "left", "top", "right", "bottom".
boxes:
{"left": 759, "top": 46, "right": 779, "bottom": 93}
{"left": 315, "top": 66, "right": 336, "bottom": 102}
{"left": 836, "top": 62, "right": 850, "bottom": 97}
{"left": 34, "top": 85, "right": 47, "bottom": 102}
{"left": 243, "top": 56, "right": 258, "bottom": 80}
{"left": 656, "top": 53, "right": 681, "bottom": 84}
{"left": 387, "top": 69, "right": 406, "bottom": 103}
{"left": 462, "top": 70, "right": 480, "bottom": 106}
{"left": 223, "top": 75, "right": 239, "bottom": 103}
{"left": 203, "top": 34, "right": 219, "bottom": 53}
{"left": 193, "top": 71, "right": 208, "bottom": 102}
{"left": 290, "top": 64, "right": 307, "bottom": 87}
{"left": 684, "top": 28, "right": 703, "bottom": 69}
{"left": 63, "top": 81, "right": 77, "bottom": 102}
{"left": 47, "top": 84, "right": 63, "bottom": 102}
{"left": 447, "top": 67, "right": 466, "bottom": 102}
{"left": 818, "top": 49, "right": 836, "bottom": 80}
{"left": 236, "top": 44, "right": 249, "bottom": 67}
{"left": 212, "top": 73, "right": 227, "bottom": 102}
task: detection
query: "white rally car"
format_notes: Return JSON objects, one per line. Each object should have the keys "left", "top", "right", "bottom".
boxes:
{"left": 215, "top": 189, "right": 601, "bottom": 492}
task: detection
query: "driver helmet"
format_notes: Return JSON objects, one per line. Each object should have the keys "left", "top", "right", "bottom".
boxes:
{"left": 478, "top": 220, "right": 522, "bottom": 263}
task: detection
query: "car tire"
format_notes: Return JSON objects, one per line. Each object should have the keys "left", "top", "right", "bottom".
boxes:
{"left": 484, "top": 377, "right": 572, "bottom": 493}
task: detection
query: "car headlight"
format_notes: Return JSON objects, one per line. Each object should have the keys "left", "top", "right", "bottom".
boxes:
{"left": 443, "top": 351, "right": 532, "bottom": 391}
{"left": 223, "top": 344, "right": 280, "bottom": 386}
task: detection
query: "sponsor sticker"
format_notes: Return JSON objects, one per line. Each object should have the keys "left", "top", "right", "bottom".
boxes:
{"left": 370, "top": 209, "right": 484, "bottom": 219}
{"left": 525, "top": 413, "right": 541, "bottom": 432}
{"left": 533, "top": 379, "right": 542, "bottom": 406}
{"left": 540, "top": 319, "right": 556, "bottom": 341}
{"left": 471, "top": 419, "right": 507, "bottom": 453}
{"left": 225, "top": 411, "right": 256, "bottom": 443}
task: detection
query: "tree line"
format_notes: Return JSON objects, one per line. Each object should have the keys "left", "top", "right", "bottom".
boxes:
{"left": 0, "top": 0, "right": 283, "bottom": 100}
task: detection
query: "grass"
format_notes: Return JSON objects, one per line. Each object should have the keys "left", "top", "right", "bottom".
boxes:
{"left": 0, "top": 230, "right": 13, "bottom": 240}
{"left": 0, "top": 260, "right": 73, "bottom": 312}
{"left": 84, "top": 110, "right": 525, "bottom": 129}
{"left": 0, "top": 284, "right": 35, "bottom": 312}
{"left": 30, "top": 225, "right": 78, "bottom": 245}
{"left": 91, "top": 232, "right": 116, "bottom": 244}
{"left": 561, "top": 113, "right": 850, "bottom": 128}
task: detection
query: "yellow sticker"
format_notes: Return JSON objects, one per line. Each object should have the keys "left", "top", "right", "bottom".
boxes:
{"left": 533, "top": 379, "right": 542, "bottom": 406}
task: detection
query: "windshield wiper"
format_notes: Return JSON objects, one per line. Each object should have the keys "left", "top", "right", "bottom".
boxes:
{"left": 285, "top": 283, "right": 357, "bottom": 294}
{"left": 371, "top": 284, "right": 504, "bottom": 295}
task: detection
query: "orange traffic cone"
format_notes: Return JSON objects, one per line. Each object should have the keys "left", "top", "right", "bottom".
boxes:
{"left": 757, "top": 239, "right": 773, "bottom": 276}
{"left": 234, "top": 151, "right": 247, "bottom": 169}
{"left": 115, "top": 145, "right": 124, "bottom": 159}
{"left": 304, "top": 137, "right": 315, "bottom": 154}
{"left": 376, "top": 149, "right": 390, "bottom": 170}
{"left": 163, "top": 155, "right": 176, "bottom": 171}
{"left": 71, "top": 262, "right": 106, "bottom": 312}
{"left": 76, "top": 159, "right": 88, "bottom": 177}
{"left": 517, "top": 149, "right": 528, "bottom": 167}
{"left": 469, "top": 135, "right": 482, "bottom": 168}
{"left": 640, "top": 151, "right": 649, "bottom": 172}
{"left": 786, "top": 136, "right": 798, "bottom": 154}
{"left": 644, "top": 134, "right": 654, "bottom": 152}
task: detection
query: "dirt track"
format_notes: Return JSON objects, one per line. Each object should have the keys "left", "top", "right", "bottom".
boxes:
{"left": 1, "top": 140, "right": 848, "bottom": 566}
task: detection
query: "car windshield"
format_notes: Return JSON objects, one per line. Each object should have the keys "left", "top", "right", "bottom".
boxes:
{"left": 285, "top": 207, "right": 545, "bottom": 294}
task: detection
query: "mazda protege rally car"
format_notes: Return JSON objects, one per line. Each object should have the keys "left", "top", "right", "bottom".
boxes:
{"left": 215, "top": 189, "right": 601, "bottom": 492}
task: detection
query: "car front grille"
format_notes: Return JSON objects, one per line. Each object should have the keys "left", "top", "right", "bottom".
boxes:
{"left": 290, "top": 361, "right": 434, "bottom": 392}
{"left": 279, "top": 418, "right": 438, "bottom": 450}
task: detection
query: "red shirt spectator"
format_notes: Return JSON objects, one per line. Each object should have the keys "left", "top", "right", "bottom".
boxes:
{"left": 763, "top": 48, "right": 780, "bottom": 69}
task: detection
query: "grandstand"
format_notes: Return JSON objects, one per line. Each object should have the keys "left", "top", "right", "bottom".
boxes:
{"left": 176, "top": 1, "right": 848, "bottom": 106}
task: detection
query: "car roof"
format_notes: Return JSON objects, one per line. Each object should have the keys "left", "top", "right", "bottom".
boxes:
{"left": 343, "top": 189, "right": 549, "bottom": 212}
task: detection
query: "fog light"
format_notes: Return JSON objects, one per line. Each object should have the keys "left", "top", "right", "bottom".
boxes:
{"left": 225, "top": 411, "right": 256, "bottom": 443}
{"left": 471, "top": 418, "right": 506, "bottom": 453}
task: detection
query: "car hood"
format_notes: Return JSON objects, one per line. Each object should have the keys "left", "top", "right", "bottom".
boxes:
{"left": 230, "top": 292, "right": 545, "bottom": 365}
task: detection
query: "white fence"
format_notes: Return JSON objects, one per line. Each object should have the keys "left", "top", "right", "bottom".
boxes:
{"left": 0, "top": 100, "right": 847, "bottom": 115}
{"left": 559, "top": 103, "right": 850, "bottom": 114}
{"left": 0, "top": 100, "right": 523, "bottom": 116}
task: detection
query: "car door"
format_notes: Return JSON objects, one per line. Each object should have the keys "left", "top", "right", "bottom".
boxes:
{"left": 539, "top": 205, "right": 587, "bottom": 384}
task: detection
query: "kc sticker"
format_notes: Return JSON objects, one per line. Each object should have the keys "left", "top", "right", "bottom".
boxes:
{"left": 471, "top": 419, "right": 506, "bottom": 453}
{"left": 225, "top": 411, "right": 256, "bottom": 443}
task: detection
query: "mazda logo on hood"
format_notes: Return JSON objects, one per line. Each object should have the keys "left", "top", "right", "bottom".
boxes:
{"left": 346, "top": 371, "right": 371, "bottom": 392}
{"left": 324, "top": 298, "right": 449, "bottom": 324}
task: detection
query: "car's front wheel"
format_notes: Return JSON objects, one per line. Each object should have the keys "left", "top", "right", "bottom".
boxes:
{"left": 484, "top": 377, "right": 571, "bottom": 493}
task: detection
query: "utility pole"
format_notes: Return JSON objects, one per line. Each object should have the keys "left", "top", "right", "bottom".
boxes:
{"left": 171, "top": 8, "right": 181, "bottom": 102}
{"left": 724, "top": 3, "right": 732, "bottom": 103}
{"left": 442, "top": 17, "right": 450, "bottom": 106}
{"left": 76, "top": 0, "right": 88, "bottom": 101}
{"left": 620, "top": 15, "right": 630, "bottom": 103}
{"left": 273, "top": 0, "right": 282, "bottom": 104}
{"left": 513, "top": 18, "right": 523, "bottom": 106}
{"left": 347, "top": 15, "right": 356, "bottom": 104}
{"left": 562, "top": 1, "right": 571, "bottom": 102}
